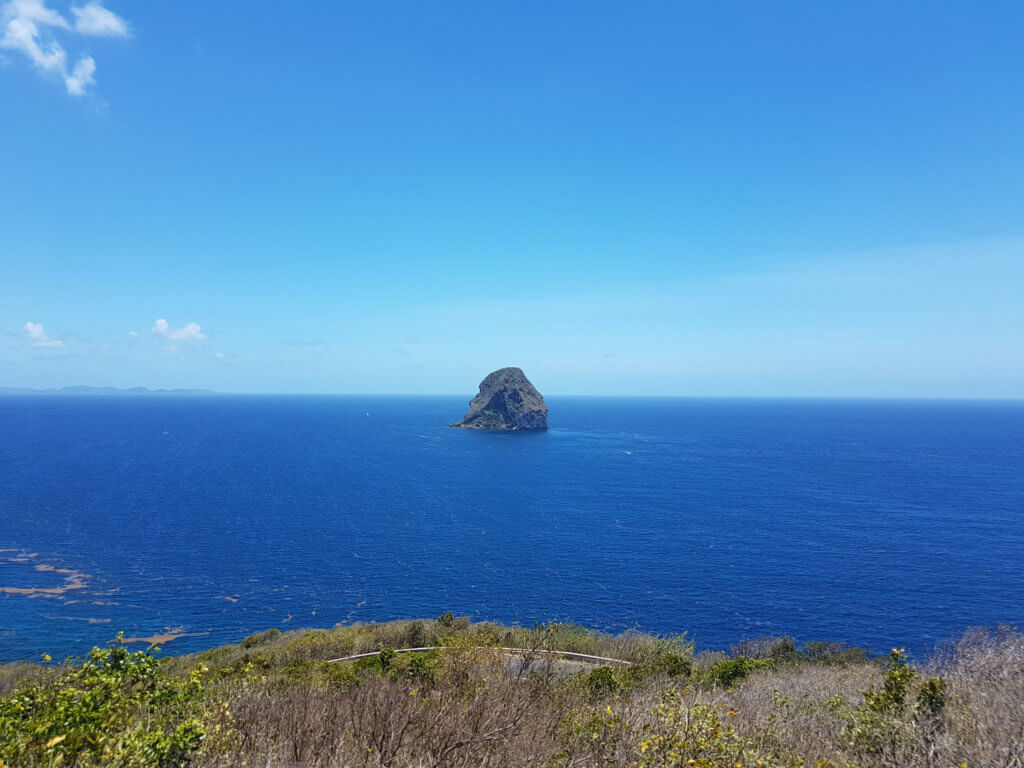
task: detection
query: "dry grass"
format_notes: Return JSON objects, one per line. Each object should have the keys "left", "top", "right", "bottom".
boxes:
{"left": 212, "top": 670, "right": 561, "bottom": 767}
{"left": 0, "top": 660, "right": 42, "bottom": 696}
{"left": 923, "top": 627, "right": 1024, "bottom": 768}
{"left": 720, "top": 662, "right": 878, "bottom": 764}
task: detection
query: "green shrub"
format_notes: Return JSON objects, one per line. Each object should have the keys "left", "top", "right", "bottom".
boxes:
{"left": 916, "top": 675, "right": 947, "bottom": 717}
{"left": 618, "top": 652, "right": 694, "bottom": 690}
{"left": 387, "top": 652, "right": 437, "bottom": 685}
{"left": 214, "top": 652, "right": 271, "bottom": 680}
{"left": 549, "top": 706, "right": 628, "bottom": 767}
{"left": 702, "top": 656, "right": 772, "bottom": 687}
{"left": 403, "top": 621, "right": 428, "bottom": 648}
{"left": 802, "top": 640, "right": 868, "bottom": 665}
{"left": 353, "top": 655, "right": 384, "bottom": 675}
{"left": 637, "top": 688, "right": 745, "bottom": 767}
{"left": 586, "top": 666, "right": 620, "bottom": 699}
{"left": 324, "top": 661, "right": 360, "bottom": 687}
{"left": 843, "top": 648, "right": 916, "bottom": 762}
{"left": 241, "top": 628, "right": 281, "bottom": 649}
{"left": 652, "top": 652, "right": 692, "bottom": 678}
{"left": 280, "top": 659, "right": 358, "bottom": 688}
{"left": 283, "top": 658, "right": 312, "bottom": 678}
{"left": 0, "top": 640, "right": 205, "bottom": 768}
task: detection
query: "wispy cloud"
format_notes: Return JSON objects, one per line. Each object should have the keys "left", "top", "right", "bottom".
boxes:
{"left": 24, "top": 321, "right": 63, "bottom": 347}
{"left": 0, "top": 0, "right": 129, "bottom": 96}
{"left": 63, "top": 52, "right": 93, "bottom": 93}
{"left": 71, "top": 0, "right": 125, "bottom": 36}
{"left": 152, "top": 318, "right": 206, "bottom": 342}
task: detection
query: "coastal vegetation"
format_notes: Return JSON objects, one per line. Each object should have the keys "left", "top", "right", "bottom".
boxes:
{"left": 1, "top": 619, "right": 1021, "bottom": 767}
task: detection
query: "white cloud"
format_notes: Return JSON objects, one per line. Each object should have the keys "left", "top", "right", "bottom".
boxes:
{"left": 152, "top": 318, "right": 206, "bottom": 342}
{"left": 1, "top": 1, "right": 69, "bottom": 79}
{"left": 24, "top": 320, "right": 63, "bottom": 347}
{"left": 128, "top": 330, "right": 138, "bottom": 338}
{"left": 0, "top": 0, "right": 129, "bottom": 96}
{"left": 71, "top": 0, "right": 127, "bottom": 37}
{"left": 64, "top": 51, "right": 92, "bottom": 93}
{"left": 5, "top": 0, "right": 66, "bottom": 29}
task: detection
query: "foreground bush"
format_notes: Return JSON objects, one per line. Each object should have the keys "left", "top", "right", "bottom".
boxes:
{"left": 0, "top": 640, "right": 205, "bottom": 768}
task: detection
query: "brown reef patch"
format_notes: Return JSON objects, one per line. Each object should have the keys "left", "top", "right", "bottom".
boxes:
{"left": 0, "top": 552, "right": 92, "bottom": 598}
{"left": 122, "top": 626, "right": 209, "bottom": 645}
{"left": 44, "top": 615, "right": 112, "bottom": 624}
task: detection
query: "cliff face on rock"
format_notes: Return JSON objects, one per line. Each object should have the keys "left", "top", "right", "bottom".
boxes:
{"left": 450, "top": 367, "right": 548, "bottom": 430}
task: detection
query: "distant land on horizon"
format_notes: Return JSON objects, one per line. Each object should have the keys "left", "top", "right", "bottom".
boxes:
{"left": 1, "top": 386, "right": 1021, "bottom": 400}
{"left": 0, "top": 385, "right": 221, "bottom": 397}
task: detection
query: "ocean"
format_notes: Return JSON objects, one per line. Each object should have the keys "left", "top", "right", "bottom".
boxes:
{"left": 1, "top": 395, "right": 1022, "bottom": 663}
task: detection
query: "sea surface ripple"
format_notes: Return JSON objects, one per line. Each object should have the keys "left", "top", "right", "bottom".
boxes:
{"left": 1, "top": 396, "right": 1022, "bottom": 661}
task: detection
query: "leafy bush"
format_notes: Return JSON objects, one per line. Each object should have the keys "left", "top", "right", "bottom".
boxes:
{"left": 378, "top": 647, "right": 396, "bottom": 672}
{"left": 638, "top": 688, "right": 746, "bottom": 767}
{"left": 843, "top": 648, "right": 916, "bottom": 762}
{"left": 403, "top": 620, "right": 427, "bottom": 648}
{"left": 549, "top": 706, "right": 629, "bottom": 767}
{"left": 397, "top": 651, "right": 437, "bottom": 684}
{"left": 0, "top": 640, "right": 205, "bottom": 768}
{"left": 916, "top": 675, "right": 947, "bottom": 717}
{"left": 652, "top": 652, "right": 693, "bottom": 679}
{"left": 353, "top": 654, "right": 385, "bottom": 675}
{"left": 585, "top": 666, "right": 620, "bottom": 699}
{"left": 701, "top": 656, "right": 772, "bottom": 687}
{"left": 802, "top": 640, "right": 868, "bottom": 665}
{"left": 241, "top": 628, "right": 281, "bottom": 649}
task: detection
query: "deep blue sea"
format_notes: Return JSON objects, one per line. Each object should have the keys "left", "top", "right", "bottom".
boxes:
{"left": 1, "top": 396, "right": 1022, "bottom": 663}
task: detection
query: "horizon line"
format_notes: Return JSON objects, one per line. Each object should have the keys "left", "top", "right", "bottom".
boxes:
{"left": 1, "top": 386, "right": 1021, "bottom": 402}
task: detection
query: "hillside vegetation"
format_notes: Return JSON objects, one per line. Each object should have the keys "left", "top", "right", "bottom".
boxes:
{"left": 1, "top": 618, "right": 1022, "bottom": 767}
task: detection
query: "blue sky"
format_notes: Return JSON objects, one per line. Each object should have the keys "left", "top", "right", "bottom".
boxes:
{"left": 1, "top": 1, "right": 1022, "bottom": 396}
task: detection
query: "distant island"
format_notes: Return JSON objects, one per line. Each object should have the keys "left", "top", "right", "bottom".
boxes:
{"left": 450, "top": 367, "right": 548, "bottom": 430}
{"left": 0, "top": 386, "right": 220, "bottom": 396}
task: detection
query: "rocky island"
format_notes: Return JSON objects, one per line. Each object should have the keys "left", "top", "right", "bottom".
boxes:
{"left": 450, "top": 367, "right": 548, "bottom": 430}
